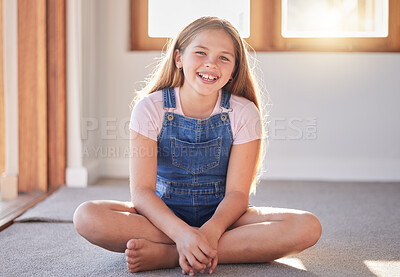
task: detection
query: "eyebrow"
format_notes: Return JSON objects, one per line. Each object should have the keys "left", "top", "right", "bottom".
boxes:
{"left": 193, "top": 45, "right": 235, "bottom": 58}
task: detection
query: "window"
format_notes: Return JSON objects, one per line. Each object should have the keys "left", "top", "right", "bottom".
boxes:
{"left": 148, "top": 0, "right": 250, "bottom": 38}
{"left": 130, "top": 0, "right": 269, "bottom": 50}
{"left": 130, "top": 0, "right": 400, "bottom": 51}
{"left": 282, "top": 0, "right": 388, "bottom": 38}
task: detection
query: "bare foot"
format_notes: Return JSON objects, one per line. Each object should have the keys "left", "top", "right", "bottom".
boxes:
{"left": 125, "top": 238, "right": 179, "bottom": 273}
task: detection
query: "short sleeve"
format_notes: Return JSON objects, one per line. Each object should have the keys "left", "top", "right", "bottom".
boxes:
{"left": 129, "top": 97, "right": 160, "bottom": 141}
{"left": 233, "top": 102, "right": 262, "bottom": 145}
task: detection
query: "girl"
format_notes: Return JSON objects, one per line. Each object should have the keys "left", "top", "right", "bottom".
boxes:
{"left": 73, "top": 17, "right": 321, "bottom": 276}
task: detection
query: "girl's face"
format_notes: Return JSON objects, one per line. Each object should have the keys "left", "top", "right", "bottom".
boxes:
{"left": 175, "top": 29, "right": 236, "bottom": 97}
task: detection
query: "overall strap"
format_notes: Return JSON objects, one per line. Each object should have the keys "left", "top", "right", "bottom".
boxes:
{"left": 220, "top": 89, "right": 232, "bottom": 110}
{"left": 162, "top": 88, "right": 177, "bottom": 109}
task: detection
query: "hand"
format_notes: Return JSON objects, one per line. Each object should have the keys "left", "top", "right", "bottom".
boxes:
{"left": 199, "top": 224, "right": 222, "bottom": 274}
{"left": 174, "top": 227, "right": 217, "bottom": 275}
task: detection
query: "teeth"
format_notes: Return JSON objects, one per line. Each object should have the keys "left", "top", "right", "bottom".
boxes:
{"left": 199, "top": 73, "right": 217, "bottom": 81}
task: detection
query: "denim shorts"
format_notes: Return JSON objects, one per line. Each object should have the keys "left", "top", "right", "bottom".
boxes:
{"left": 156, "top": 180, "right": 225, "bottom": 227}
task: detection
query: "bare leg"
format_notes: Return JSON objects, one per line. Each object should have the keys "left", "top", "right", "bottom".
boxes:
{"left": 125, "top": 207, "right": 321, "bottom": 272}
{"left": 73, "top": 200, "right": 174, "bottom": 252}
{"left": 218, "top": 207, "right": 322, "bottom": 263}
{"left": 74, "top": 201, "right": 321, "bottom": 273}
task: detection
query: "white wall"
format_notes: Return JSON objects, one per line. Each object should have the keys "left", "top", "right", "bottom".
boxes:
{"left": 81, "top": 0, "right": 101, "bottom": 185}
{"left": 261, "top": 52, "right": 400, "bottom": 180}
{"left": 81, "top": 0, "right": 400, "bottom": 184}
{"left": 1, "top": 0, "right": 19, "bottom": 199}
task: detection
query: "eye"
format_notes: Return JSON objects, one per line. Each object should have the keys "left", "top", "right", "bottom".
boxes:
{"left": 196, "top": 51, "right": 206, "bottom": 55}
{"left": 220, "top": 56, "right": 229, "bottom": 61}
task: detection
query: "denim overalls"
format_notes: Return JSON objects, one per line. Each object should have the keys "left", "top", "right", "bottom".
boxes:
{"left": 156, "top": 87, "right": 233, "bottom": 227}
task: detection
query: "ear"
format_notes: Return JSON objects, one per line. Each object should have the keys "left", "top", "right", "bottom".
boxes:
{"left": 174, "top": 49, "right": 183, "bottom": 69}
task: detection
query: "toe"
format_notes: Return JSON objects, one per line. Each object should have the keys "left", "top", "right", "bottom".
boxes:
{"left": 127, "top": 238, "right": 144, "bottom": 250}
{"left": 128, "top": 265, "right": 137, "bottom": 273}
{"left": 125, "top": 249, "right": 136, "bottom": 258}
{"left": 126, "top": 256, "right": 139, "bottom": 264}
{"left": 127, "top": 262, "right": 141, "bottom": 273}
{"left": 126, "top": 239, "right": 137, "bottom": 250}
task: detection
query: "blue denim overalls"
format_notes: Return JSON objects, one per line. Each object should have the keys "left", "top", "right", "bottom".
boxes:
{"left": 156, "top": 87, "right": 233, "bottom": 227}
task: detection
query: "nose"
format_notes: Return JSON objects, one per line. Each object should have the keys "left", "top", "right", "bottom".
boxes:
{"left": 204, "top": 55, "right": 217, "bottom": 68}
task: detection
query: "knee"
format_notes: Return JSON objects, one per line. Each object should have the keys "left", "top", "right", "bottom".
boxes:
{"left": 73, "top": 201, "right": 100, "bottom": 238}
{"left": 292, "top": 212, "right": 322, "bottom": 251}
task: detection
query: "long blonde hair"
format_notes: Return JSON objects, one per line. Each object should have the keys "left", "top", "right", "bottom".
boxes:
{"left": 133, "top": 17, "right": 268, "bottom": 194}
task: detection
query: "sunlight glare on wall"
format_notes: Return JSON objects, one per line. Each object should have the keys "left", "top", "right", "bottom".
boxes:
{"left": 148, "top": 0, "right": 250, "bottom": 38}
{"left": 282, "top": 0, "right": 388, "bottom": 38}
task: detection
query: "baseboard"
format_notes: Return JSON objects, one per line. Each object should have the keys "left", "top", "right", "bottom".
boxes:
{"left": 66, "top": 166, "right": 88, "bottom": 187}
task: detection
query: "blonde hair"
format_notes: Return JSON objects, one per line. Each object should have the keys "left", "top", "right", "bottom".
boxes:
{"left": 133, "top": 16, "right": 268, "bottom": 194}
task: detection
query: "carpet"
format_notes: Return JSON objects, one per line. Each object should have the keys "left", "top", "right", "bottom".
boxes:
{"left": 1, "top": 180, "right": 400, "bottom": 276}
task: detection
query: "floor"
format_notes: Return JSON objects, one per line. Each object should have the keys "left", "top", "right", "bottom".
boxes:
{"left": 0, "top": 190, "right": 45, "bottom": 230}
{"left": 0, "top": 178, "right": 399, "bottom": 276}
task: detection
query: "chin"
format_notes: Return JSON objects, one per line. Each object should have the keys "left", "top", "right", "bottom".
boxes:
{"left": 196, "top": 87, "right": 220, "bottom": 96}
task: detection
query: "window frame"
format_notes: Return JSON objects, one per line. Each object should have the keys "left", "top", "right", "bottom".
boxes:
{"left": 130, "top": 0, "right": 400, "bottom": 52}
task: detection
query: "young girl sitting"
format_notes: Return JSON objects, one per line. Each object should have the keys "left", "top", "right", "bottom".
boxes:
{"left": 73, "top": 16, "right": 321, "bottom": 276}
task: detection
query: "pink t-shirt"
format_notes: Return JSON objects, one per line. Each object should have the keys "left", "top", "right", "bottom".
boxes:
{"left": 129, "top": 87, "right": 262, "bottom": 145}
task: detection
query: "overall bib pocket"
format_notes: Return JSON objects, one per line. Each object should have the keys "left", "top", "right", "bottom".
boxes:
{"left": 171, "top": 137, "right": 222, "bottom": 174}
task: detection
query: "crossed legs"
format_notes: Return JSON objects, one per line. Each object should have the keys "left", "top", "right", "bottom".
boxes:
{"left": 73, "top": 200, "right": 321, "bottom": 273}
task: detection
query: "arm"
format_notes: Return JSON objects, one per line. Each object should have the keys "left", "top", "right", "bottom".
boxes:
{"left": 129, "top": 130, "right": 186, "bottom": 240}
{"left": 129, "top": 130, "right": 216, "bottom": 273}
{"left": 203, "top": 139, "right": 261, "bottom": 236}
{"left": 199, "top": 139, "right": 261, "bottom": 272}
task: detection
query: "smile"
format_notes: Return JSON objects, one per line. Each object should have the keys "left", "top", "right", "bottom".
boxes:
{"left": 197, "top": 72, "right": 219, "bottom": 81}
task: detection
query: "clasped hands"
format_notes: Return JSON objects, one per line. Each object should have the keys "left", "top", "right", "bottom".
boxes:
{"left": 175, "top": 224, "right": 221, "bottom": 276}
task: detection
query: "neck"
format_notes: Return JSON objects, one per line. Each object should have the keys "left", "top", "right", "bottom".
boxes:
{"left": 179, "top": 87, "right": 219, "bottom": 119}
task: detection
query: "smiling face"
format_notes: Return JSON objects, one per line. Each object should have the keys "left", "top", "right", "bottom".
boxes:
{"left": 174, "top": 29, "right": 236, "bottom": 98}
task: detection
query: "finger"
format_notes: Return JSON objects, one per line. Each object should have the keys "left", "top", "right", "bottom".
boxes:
{"left": 192, "top": 248, "right": 211, "bottom": 265}
{"left": 187, "top": 253, "right": 207, "bottom": 272}
{"left": 209, "top": 255, "right": 218, "bottom": 274}
{"left": 183, "top": 267, "right": 198, "bottom": 277}
{"left": 198, "top": 240, "right": 217, "bottom": 259}
{"left": 179, "top": 255, "right": 192, "bottom": 274}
